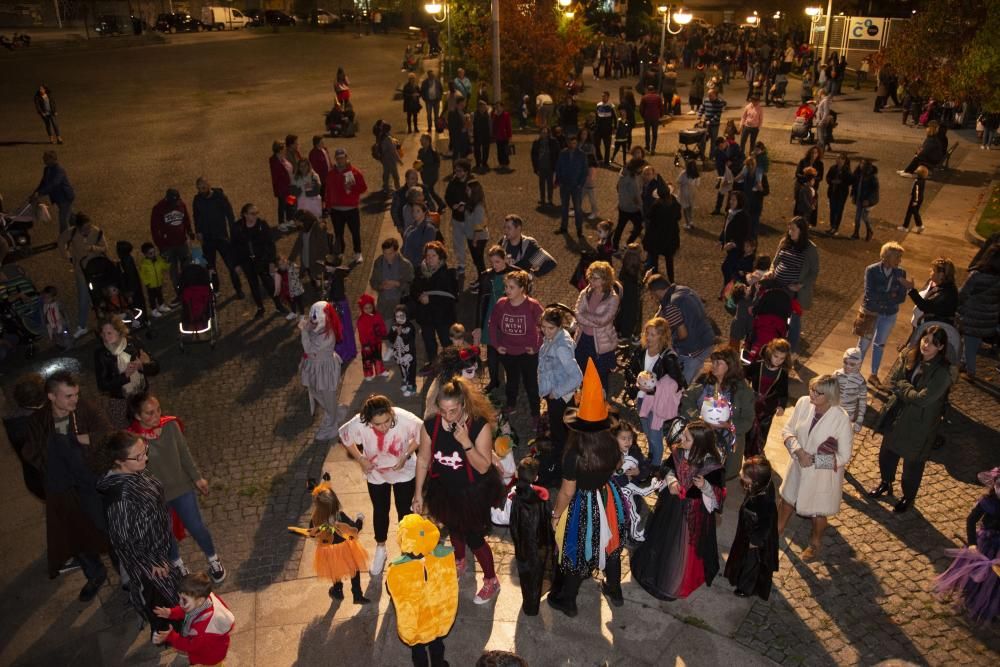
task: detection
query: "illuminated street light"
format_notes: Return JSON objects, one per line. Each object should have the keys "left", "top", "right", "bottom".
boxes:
{"left": 656, "top": 7, "right": 691, "bottom": 95}
{"left": 558, "top": 0, "right": 572, "bottom": 6}
{"left": 805, "top": 6, "right": 822, "bottom": 17}
{"left": 424, "top": 2, "right": 450, "bottom": 77}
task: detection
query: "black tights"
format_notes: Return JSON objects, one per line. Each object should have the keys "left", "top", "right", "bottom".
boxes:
{"left": 878, "top": 442, "right": 926, "bottom": 500}
{"left": 612, "top": 208, "right": 643, "bottom": 250}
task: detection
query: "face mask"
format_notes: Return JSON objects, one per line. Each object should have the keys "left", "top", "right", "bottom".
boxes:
{"left": 394, "top": 312, "right": 407, "bottom": 324}
{"left": 461, "top": 366, "right": 476, "bottom": 380}
{"left": 309, "top": 302, "right": 328, "bottom": 333}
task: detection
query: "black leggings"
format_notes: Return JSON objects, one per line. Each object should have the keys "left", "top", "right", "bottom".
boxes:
{"left": 499, "top": 353, "right": 540, "bottom": 416}
{"left": 549, "top": 552, "right": 622, "bottom": 608}
{"left": 411, "top": 637, "right": 446, "bottom": 667}
{"left": 421, "top": 318, "right": 452, "bottom": 361}
{"left": 467, "top": 239, "right": 487, "bottom": 276}
{"left": 612, "top": 208, "right": 643, "bottom": 249}
{"left": 367, "top": 479, "right": 416, "bottom": 543}
{"left": 902, "top": 203, "right": 923, "bottom": 229}
{"left": 878, "top": 442, "right": 927, "bottom": 500}
{"left": 331, "top": 208, "right": 362, "bottom": 254}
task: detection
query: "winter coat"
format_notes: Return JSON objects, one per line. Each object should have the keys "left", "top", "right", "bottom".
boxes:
{"left": 908, "top": 281, "right": 958, "bottom": 326}
{"left": 269, "top": 154, "right": 292, "bottom": 199}
{"left": 139, "top": 256, "right": 169, "bottom": 289}
{"left": 35, "top": 163, "right": 74, "bottom": 204}
{"left": 573, "top": 284, "right": 621, "bottom": 355}
{"left": 779, "top": 396, "right": 854, "bottom": 517}
{"left": 325, "top": 165, "right": 368, "bottom": 209}
{"left": 850, "top": 165, "right": 880, "bottom": 208}
{"left": 531, "top": 137, "right": 560, "bottom": 174}
{"left": 402, "top": 222, "right": 444, "bottom": 268}
{"left": 555, "top": 147, "right": 588, "bottom": 191}
{"left": 825, "top": 163, "right": 851, "bottom": 202}
{"left": 537, "top": 329, "right": 582, "bottom": 400}
{"left": 882, "top": 354, "right": 953, "bottom": 462}
{"left": 645, "top": 195, "right": 682, "bottom": 257}
{"left": 289, "top": 219, "right": 330, "bottom": 279}
{"left": 94, "top": 337, "right": 159, "bottom": 400}
{"left": 309, "top": 146, "right": 333, "bottom": 188}
{"left": 230, "top": 218, "right": 276, "bottom": 270}
{"left": 411, "top": 264, "right": 458, "bottom": 326}
{"left": 957, "top": 269, "right": 1000, "bottom": 338}
{"left": 357, "top": 296, "right": 388, "bottom": 347}
{"left": 624, "top": 345, "right": 686, "bottom": 401}
{"left": 417, "top": 146, "right": 441, "bottom": 185}
{"left": 681, "top": 377, "right": 755, "bottom": 439}
{"left": 192, "top": 188, "right": 236, "bottom": 241}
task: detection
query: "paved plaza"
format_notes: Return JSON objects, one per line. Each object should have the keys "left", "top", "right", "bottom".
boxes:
{"left": 0, "top": 29, "right": 998, "bottom": 666}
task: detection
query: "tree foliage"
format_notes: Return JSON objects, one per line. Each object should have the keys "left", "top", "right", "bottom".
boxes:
{"left": 883, "top": 0, "right": 998, "bottom": 109}
{"left": 464, "top": 0, "right": 593, "bottom": 103}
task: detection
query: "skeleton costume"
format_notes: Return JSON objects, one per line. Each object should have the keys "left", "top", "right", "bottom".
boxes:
{"left": 299, "top": 301, "right": 344, "bottom": 441}
{"left": 387, "top": 306, "right": 417, "bottom": 394}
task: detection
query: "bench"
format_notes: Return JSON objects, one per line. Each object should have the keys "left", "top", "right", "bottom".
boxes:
{"left": 934, "top": 143, "right": 958, "bottom": 173}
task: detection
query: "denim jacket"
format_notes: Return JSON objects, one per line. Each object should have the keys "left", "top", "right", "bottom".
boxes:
{"left": 537, "top": 329, "right": 582, "bottom": 400}
{"left": 862, "top": 261, "right": 908, "bottom": 315}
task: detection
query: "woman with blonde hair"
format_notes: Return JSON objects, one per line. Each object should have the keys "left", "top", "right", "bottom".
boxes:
{"left": 572, "top": 261, "right": 621, "bottom": 390}
{"left": 777, "top": 374, "right": 854, "bottom": 560}
{"left": 412, "top": 377, "right": 505, "bottom": 605}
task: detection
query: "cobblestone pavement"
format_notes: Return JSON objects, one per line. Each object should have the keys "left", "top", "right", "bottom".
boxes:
{"left": 1, "top": 31, "right": 998, "bottom": 666}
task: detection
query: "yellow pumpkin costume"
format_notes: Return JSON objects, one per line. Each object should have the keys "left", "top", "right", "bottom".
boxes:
{"left": 386, "top": 514, "right": 459, "bottom": 646}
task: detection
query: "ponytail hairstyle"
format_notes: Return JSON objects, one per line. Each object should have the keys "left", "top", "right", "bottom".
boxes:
{"left": 436, "top": 376, "right": 496, "bottom": 424}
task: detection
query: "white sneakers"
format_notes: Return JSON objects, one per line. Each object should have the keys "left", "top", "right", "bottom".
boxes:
{"left": 371, "top": 544, "right": 387, "bottom": 576}
{"left": 380, "top": 370, "right": 392, "bottom": 378}
{"left": 353, "top": 253, "right": 364, "bottom": 264}
{"left": 897, "top": 225, "right": 910, "bottom": 232}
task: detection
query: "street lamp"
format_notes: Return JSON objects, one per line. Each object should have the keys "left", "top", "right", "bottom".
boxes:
{"left": 746, "top": 12, "right": 759, "bottom": 27}
{"left": 805, "top": 1, "right": 833, "bottom": 66}
{"left": 424, "top": 2, "right": 451, "bottom": 78}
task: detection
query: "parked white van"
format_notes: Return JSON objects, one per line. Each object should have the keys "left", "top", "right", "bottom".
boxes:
{"left": 202, "top": 6, "right": 251, "bottom": 30}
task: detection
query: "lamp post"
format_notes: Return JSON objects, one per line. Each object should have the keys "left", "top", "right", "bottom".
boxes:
{"left": 655, "top": 6, "right": 691, "bottom": 95}
{"left": 806, "top": 1, "right": 834, "bottom": 65}
{"left": 424, "top": 2, "right": 450, "bottom": 78}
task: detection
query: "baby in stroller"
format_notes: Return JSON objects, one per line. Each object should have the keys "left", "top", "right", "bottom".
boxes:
{"left": 769, "top": 74, "right": 788, "bottom": 108}
{"left": 326, "top": 100, "right": 357, "bottom": 138}
{"left": 791, "top": 101, "right": 816, "bottom": 144}
{"left": 83, "top": 255, "right": 143, "bottom": 329}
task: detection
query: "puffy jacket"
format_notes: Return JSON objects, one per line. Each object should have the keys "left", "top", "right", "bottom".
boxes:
{"left": 162, "top": 593, "right": 235, "bottom": 666}
{"left": 325, "top": 164, "right": 368, "bottom": 209}
{"left": 958, "top": 270, "right": 1000, "bottom": 338}
{"left": 230, "top": 217, "right": 276, "bottom": 268}
{"left": 139, "top": 256, "right": 169, "bottom": 289}
{"left": 573, "top": 284, "right": 621, "bottom": 355}
{"left": 624, "top": 345, "right": 686, "bottom": 401}
{"left": 538, "top": 328, "right": 582, "bottom": 399}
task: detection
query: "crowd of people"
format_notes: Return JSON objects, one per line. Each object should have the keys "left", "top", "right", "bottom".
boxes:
{"left": 3, "top": 17, "right": 1000, "bottom": 667}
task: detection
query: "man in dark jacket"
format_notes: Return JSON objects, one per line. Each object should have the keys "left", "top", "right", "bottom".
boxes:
{"left": 31, "top": 150, "right": 75, "bottom": 233}
{"left": 150, "top": 188, "right": 194, "bottom": 305}
{"left": 420, "top": 70, "right": 443, "bottom": 133}
{"left": 472, "top": 100, "right": 492, "bottom": 170}
{"left": 530, "top": 128, "right": 560, "bottom": 207}
{"left": 231, "top": 204, "right": 280, "bottom": 318}
{"left": 193, "top": 178, "right": 242, "bottom": 298}
{"left": 22, "top": 371, "right": 111, "bottom": 600}
{"left": 554, "top": 136, "right": 588, "bottom": 236}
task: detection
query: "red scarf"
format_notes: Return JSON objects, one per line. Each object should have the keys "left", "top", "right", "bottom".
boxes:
{"left": 127, "top": 416, "right": 184, "bottom": 440}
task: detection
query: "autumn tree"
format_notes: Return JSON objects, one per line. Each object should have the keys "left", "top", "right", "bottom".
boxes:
{"left": 464, "top": 0, "right": 593, "bottom": 103}
{"left": 883, "top": 0, "right": 999, "bottom": 110}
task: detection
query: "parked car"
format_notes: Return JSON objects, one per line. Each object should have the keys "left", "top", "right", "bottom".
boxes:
{"left": 264, "top": 10, "right": 296, "bottom": 26}
{"left": 155, "top": 13, "right": 204, "bottom": 33}
{"left": 245, "top": 9, "right": 264, "bottom": 26}
{"left": 95, "top": 14, "right": 131, "bottom": 36}
{"left": 202, "top": 6, "right": 251, "bottom": 30}
{"left": 311, "top": 9, "right": 339, "bottom": 27}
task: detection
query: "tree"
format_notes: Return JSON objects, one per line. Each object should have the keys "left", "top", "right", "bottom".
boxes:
{"left": 883, "top": 0, "right": 998, "bottom": 109}
{"left": 463, "top": 0, "right": 593, "bottom": 103}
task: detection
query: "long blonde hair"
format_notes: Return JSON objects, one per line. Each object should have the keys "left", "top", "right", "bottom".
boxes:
{"left": 436, "top": 376, "right": 497, "bottom": 423}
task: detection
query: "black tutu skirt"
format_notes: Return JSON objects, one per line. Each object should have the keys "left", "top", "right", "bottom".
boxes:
{"left": 425, "top": 467, "right": 506, "bottom": 535}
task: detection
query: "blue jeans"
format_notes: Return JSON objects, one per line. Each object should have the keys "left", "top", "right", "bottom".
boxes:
{"left": 678, "top": 347, "right": 712, "bottom": 385}
{"left": 640, "top": 410, "right": 665, "bottom": 467}
{"left": 560, "top": 186, "right": 584, "bottom": 233}
{"left": 858, "top": 312, "right": 898, "bottom": 376}
{"left": 167, "top": 490, "right": 217, "bottom": 561}
{"left": 788, "top": 312, "right": 802, "bottom": 353}
{"left": 75, "top": 272, "right": 91, "bottom": 329}
{"left": 574, "top": 333, "right": 615, "bottom": 391}
{"left": 963, "top": 335, "right": 983, "bottom": 375}
{"left": 983, "top": 127, "right": 996, "bottom": 148}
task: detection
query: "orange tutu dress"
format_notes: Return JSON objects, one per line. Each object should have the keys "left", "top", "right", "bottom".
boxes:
{"left": 289, "top": 521, "right": 370, "bottom": 582}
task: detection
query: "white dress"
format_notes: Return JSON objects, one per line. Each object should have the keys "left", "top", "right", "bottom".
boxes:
{"left": 779, "top": 396, "right": 854, "bottom": 517}
{"left": 299, "top": 326, "right": 343, "bottom": 439}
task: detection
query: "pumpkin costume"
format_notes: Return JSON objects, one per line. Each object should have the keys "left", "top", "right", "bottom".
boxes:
{"left": 386, "top": 514, "right": 458, "bottom": 666}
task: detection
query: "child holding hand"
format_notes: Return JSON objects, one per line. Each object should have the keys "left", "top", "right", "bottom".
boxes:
{"left": 357, "top": 293, "right": 390, "bottom": 380}
{"left": 153, "top": 572, "right": 235, "bottom": 666}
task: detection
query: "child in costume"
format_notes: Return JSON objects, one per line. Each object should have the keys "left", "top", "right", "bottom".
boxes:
{"left": 153, "top": 572, "right": 235, "bottom": 665}
{"left": 509, "top": 456, "right": 555, "bottom": 616}
{"left": 271, "top": 255, "right": 305, "bottom": 320}
{"left": 289, "top": 476, "right": 370, "bottom": 603}
{"left": 40, "top": 286, "right": 72, "bottom": 349}
{"left": 488, "top": 420, "right": 519, "bottom": 526}
{"left": 744, "top": 338, "right": 791, "bottom": 457}
{"left": 299, "top": 301, "right": 344, "bottom": 441}
{"left": 387, "top": 514, "right": 459, "bottom": 667}
{"left": 724, "top": 455, "right": 779, "bottom": 600}
{"left": 611, "top": 419, "right": 655, "bottom": 545}
{"left": 389, "top": 304, "right": 418, "bottom": 396}
{"left": 323, "top": 253, "right": 357, "bottom": 363}
{"left": 834, "top": 347, "right": 868, "bottom": 433}
{"left": 449, "top": 322, "right": 467, "bottom": 348}
{"left": 630, "top": 419, "right": 726, "bottom": 601}
{"left": 934, "top": 467, "right": 1000, "bottom": 624}
{"left": 357, "top": 293, "right": 390, "bottom": 380}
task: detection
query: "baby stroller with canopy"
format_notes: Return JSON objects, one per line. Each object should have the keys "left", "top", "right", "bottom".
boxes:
{"left": 82, "top": 256, "right": 143, "bottom": 328}
{"left": 674, "top": 128, "right": 707, "bottom": 168}
{"left": 177, "top": 261, "right": 218, "bottom": 351}
{"left": 769, "top": 75, "right": 788, "bottom": 108}
{"left": 790, "top": 102, "right": 816, "bottom": 144}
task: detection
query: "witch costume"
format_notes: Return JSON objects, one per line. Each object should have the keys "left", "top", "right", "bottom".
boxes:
{"left": 724, "top": 481, "right": 779, "bottom": 600}
{"left": 934, "top": 468, "right": 1000, "bottom": 624}
{"left": 299, "top": 301, "right": 344, "bottom": 441}
{"left": 631, "top": 421, "right": 725, "bottom": 601}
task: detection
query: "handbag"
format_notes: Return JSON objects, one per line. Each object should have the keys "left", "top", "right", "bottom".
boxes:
{"left": 851, "top": 307, "right": 878, "bottom": 338}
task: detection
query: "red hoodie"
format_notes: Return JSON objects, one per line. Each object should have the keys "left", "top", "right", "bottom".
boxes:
{"left": 150, "top": 199, "right": 193, "bottom": 250}
{"left": 164, "top": 593, "right": 235, "bottom": 666}
{"left": 325, "top": 164, "right": 368, "bottom": 209}
{"left": 356, "top": 293, "right": 387, "bottom": 346}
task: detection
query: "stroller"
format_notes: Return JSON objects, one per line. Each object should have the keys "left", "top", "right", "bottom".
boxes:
{"left": 82, "top": 256, "right": 143, "bottom": 328}
{"left": 0, "top": 195, "right": 35, "bottom": 263}
{"left": 177, "top": 261, "right": 218, "bottom": 351}
{"left": 790, "top": 115, "right": 815, "bottom": 144}
{"left": 674, "top": 127, "right": 707, "bottom": 168}
{"left": 326, "top": 100, "right": 357, "bottom": 138}
{"left": 769, "top": 76, "right": 788, "bottom": 108}
{"left": 0, "top": 264, "right": 41, "bottom": 359}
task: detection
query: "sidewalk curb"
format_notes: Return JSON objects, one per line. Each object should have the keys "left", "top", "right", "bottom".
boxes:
{"left": 964, "top": 178, "right": 997, "bottom": 247}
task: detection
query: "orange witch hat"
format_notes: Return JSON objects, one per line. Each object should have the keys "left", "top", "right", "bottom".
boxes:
{"left": 564, "top": 358, "right": 613, "bottom": 432}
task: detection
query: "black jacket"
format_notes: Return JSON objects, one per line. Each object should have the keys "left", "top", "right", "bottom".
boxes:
{"left": 908, "top": 281, "right": 958, "bottom": 326}
{"left": 94, "top": 337, "right": 159, "bottom": 399}
{"left": 624, "top": 345, "right": 686, "bottom": 400}
{"left": 825, "top": 163, "right": 852, "bottom": 201}
{"left": 411, "top": 265, "right": 458, "bottom": 325}
{"left": 644, "top": 194, "right": 681, "bottom": 256}
{"left": 192, "top": 188, "right": 236, "bottom": 241}
{"left": 530, "top": 137, "right": 560, "bottom": 173}
{"left": 231, "top": 217, "right": 277, "bottom": 268}
{"left": 720, "top": 209, "right": 751, "bottom": 252}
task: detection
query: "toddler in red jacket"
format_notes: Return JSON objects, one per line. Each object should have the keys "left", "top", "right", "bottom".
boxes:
{"left": 357, "top": 293, "right": 390, "bottom": 380}
{"left": 153, "top": 573, "right": 234, "bottom": 666}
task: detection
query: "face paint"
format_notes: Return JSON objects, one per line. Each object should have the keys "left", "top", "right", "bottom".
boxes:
{"left": 461, "top": 365, "right": 476, "bottom": 380}
{"left": 309, "top": 301, "right": 328, "bottom": 333}
{"left": 395, "top": 311, "right": 407, "bottom": 324}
